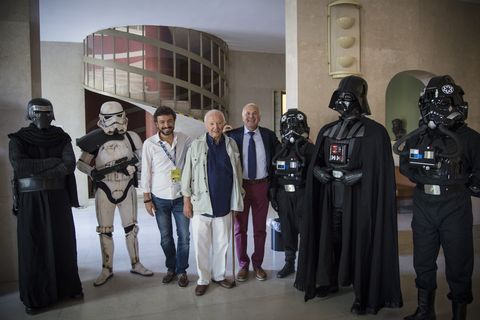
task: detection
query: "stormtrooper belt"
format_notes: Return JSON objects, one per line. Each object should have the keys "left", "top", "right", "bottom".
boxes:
{"left": 17, "top": 177, "right": 64, "bottom": 192}
{"left": 417, "top": 184, "right": 464, "bottom": 195}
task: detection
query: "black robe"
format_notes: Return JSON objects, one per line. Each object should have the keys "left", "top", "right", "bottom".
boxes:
{"left": 294, "top": 117, "right": 403, "bottom": 314}
{"left": 8, "top": 124, "right": 82, "bottom": 308}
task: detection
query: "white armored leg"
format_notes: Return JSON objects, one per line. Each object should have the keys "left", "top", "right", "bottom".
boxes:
{"left": 125, "top": 225, "right": 153, "bottom": 276}
{"left": 94, "top": 227, "right": 114, "bottom": 286}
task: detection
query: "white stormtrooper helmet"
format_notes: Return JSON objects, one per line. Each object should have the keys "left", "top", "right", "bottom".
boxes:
{"left": 97, "top": 101, "right": 128, "bottom": 135}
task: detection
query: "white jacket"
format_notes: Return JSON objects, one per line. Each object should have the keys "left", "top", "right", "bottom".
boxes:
{"left": 181, "top": 133, "right": 244, "bottom": 215}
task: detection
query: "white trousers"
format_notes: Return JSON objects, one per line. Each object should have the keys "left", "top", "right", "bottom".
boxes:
{"left": 191, "top": 213, "right": 231, "bottom": 285}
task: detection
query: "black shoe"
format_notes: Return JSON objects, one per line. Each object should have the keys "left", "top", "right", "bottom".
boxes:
{"left": 351, "top": 298, "right": 366, "bottom": 315}
{"left": 277, "top": 263, "right": 295, "bottom": 278}
{"left": 178, "top": 273, "right": 189, "bottom": 287}
{"left": 162, "top": 271, "right": 177, "bottom": 284}
{"left": 316, "top": 285, "right": 339, "bottom": 298}
{"left": 404, "top": 289, "right": 436, "bottom": 320}
{"left": 25, "top": 306, "right": 42, "bottom": 315}
{"left": 70, "top": 291, "right": 84, "bottom": 299}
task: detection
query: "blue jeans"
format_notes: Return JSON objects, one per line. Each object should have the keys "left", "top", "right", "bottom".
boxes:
{"left": 152, "top": 195, "right": 190, "bottom": 274}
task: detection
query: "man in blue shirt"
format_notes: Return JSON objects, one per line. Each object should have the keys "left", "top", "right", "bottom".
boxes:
{"left": 181, "top": 110, "right": 244, "bottom": 296}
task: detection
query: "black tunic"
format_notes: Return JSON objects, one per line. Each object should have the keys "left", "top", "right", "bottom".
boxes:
{"left": 295, "top": 117, "right": 403, "bottom": 314}
{"left": 8, "top": 124, "right": 82, "bottom": 308}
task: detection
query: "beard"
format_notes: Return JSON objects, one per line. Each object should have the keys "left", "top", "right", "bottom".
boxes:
{"left": 160, "top": 127, "right": 173, "bottom": 135}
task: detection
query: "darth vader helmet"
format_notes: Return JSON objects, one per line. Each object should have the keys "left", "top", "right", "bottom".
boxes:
{"left": 97, "top": 101, "right": 128, "bottom": 135}
{"left": 328, "top": 75, "right": 371, "bottom": 117}
{"left": 26, "top": 98, "right": 55, "bottom": 129}
{"left": 280, "top": 108, "right": 310, "bottom": 143}
{"left": 419, "top": 75, "right": 468, "bottom": 129}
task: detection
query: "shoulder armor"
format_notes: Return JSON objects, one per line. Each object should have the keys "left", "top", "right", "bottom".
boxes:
{"left": 76, "top": 128, "right": 124, "bottom": 153}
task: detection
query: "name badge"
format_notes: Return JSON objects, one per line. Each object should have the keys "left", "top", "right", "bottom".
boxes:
{"left": 171, "top": 168, "right": 182, "bottom": 182}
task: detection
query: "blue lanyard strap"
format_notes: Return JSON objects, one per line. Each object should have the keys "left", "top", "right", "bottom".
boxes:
{"left": 159, "top": 140, "right": 176, "bottom": 167}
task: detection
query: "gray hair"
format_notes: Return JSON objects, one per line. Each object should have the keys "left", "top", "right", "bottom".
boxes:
{"left": 242, "top": 102, "right": 260, "bottom": 116}
{"left": 204, "top": 109, "right": 226, "bottom": 123}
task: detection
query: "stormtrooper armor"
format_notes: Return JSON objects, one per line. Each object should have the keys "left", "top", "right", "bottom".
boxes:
{"left": 76, "top": 101, "right": 153, "bottom": 286}
{"left": 395, "top": 76, "right": 480, "bottom": 320}
{"left": 271, "top": 108, "right": 314, "bottom": 278}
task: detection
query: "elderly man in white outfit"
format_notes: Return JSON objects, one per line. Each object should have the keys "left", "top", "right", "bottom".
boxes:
{"left": 181, "top": 110, "right": 244, "bottom": 296}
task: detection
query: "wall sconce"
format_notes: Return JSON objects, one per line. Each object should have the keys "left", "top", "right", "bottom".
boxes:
{"left": 328, "top": 0, "right": 361, "bottom": 78}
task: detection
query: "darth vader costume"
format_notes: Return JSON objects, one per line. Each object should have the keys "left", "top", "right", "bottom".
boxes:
{"left": 394, "top": 75, "right": 479, "bottom": 320}
{"left": 270, "top": 108, "right": 314, "bottom": 278}
{"left": 8, "top": 98, "right": 83, "bottom": 314}
{"left": 295, "top": 76, "right": 403, "bottom": 315}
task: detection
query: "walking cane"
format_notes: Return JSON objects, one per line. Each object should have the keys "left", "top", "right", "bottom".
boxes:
{"left": 231, "top": 211, "right": 237, "bottom": 287}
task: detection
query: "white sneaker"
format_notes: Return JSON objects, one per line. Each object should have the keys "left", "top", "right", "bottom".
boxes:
{"left": 130, "top": 262, "right": 154, "bottom": 276}
{"left": 93, "top": 268, "right": 113, "bottom": 287}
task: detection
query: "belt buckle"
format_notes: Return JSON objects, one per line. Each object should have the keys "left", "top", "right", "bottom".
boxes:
{"left": 332, "top": 170, "right": 343, "bottom": 179}
{"left": 284, "top": 185, "right": 295, "bottom": 192}
{"left": 424, "top": 184, "right": 441, "bottom": 195}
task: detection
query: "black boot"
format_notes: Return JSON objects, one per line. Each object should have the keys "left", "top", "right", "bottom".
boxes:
{"left": 404, "top": 288, "right": 436, "bottom": 320}
{"left": 350, "top": 297, "right": 366, "bottom": 315}
{"left": 277, "top": 261, "right": 295, "bottom": 278}
{"left": 452, "top": 302, "right": 466, "bottom": 320}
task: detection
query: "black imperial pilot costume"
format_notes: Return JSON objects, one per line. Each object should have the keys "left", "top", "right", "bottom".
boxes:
{"left": 270, "top": 108, "right": 314, "bottom": 279}
{"left": 394, "top": 75, "right": 480, "bottom": 320}
{"left": 295, "top": 76, "right": 403, "bottom": 315}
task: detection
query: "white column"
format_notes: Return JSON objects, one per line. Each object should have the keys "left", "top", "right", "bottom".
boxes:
{"left": 285, "top": 0, "right": 298, "bottom": 110}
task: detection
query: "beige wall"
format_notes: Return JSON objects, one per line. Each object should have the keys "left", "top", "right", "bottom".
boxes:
{"left": 41, "top": 42, "right": 87, "bottom": 203}
{"left": 294, "top": 0, "right": 480, "bottom": 137}
{"left": 228, "top": 51, "right": 286, "bottom": 130}
{"left": 0, "top": 0, "right": 40, "bottom": 282}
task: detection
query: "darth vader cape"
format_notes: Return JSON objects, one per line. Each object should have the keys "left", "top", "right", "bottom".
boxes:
{"left": 294, "top": 117, "right": 403, "bottom": 314}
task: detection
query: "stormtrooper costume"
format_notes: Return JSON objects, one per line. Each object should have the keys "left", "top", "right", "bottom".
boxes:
{"left": 270, "top": 109, "right": 314, "bottom": 278}
{"left": 77, "top": 101, "right": 153, "bottom": 286}
{"left": 394, "top": 76, "right": 480, "bottom": 320}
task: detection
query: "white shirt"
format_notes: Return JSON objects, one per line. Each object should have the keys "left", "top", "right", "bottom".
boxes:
{"left": 242, "top": 126, "right": 268, "bottom": 180}
{"left": 141, "top": 131, "right": 192, "bottom": 200}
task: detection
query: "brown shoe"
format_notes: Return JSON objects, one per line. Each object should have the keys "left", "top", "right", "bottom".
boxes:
{"left": 178, "top": 273, "right": 189, "bottom": 287}
{"left": 162, "top": 271, "right": 176, "bottom": 284}
{"left": 212, "top": 278, "right": 235, "bottom": 289}
{"left": 195, "top": 284, "right": 209, "bottom": 296}
{"left": 254, "top": 266, "right": 267, "bottom": 281}
{"left": 236, "top": 268, "right": 249, "bottom": 282}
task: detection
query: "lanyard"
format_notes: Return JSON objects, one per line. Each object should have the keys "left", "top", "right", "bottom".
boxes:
{"left": 159, "top": 140, "right": 176, "bottom": 167}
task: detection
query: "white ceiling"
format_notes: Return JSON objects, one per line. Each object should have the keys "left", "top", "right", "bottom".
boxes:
{"left": 39, "top": 0, "right": 286, "bottom": 53}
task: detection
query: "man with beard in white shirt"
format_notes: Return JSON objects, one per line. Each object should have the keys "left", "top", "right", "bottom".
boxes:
{"left": 142, "top": 106, "right": 192, "bottom": 287}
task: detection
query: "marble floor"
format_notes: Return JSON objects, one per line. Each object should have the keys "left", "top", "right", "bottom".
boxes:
{"left": 0, "top": 203, "right": 479, "bottom": 320}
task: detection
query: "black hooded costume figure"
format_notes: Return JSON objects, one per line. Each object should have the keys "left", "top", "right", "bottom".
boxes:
{"left": 269, "top": 108, "right": 314, "bottom": 278}
{"left": 8, "top": 98, "right": 83, "bottom": 314}
{"left": 394, "top": 75, "right": 480, "bottom": 320}
{"left": 294, "top": 76, "right": 403, "bottom": 315}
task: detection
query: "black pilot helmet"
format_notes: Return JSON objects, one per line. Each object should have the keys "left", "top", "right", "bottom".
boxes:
{"left": 419, "top": 75, "right": 468, "bottom": 129}
{"left": 280, "top": 108, "right": 310, "bottom": 144}
{"left": 328, "top": 75, "right": 371, "bottom": 117}
{"left": 26, "top": 98, "right": 55, "bottom": 129}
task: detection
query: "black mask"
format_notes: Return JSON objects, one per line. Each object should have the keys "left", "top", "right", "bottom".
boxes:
{"left": 280, "top": 109, "right": 310, "bottom": 144}
{"left": 419, "top": 75, "right": 468, "bottom": 129}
